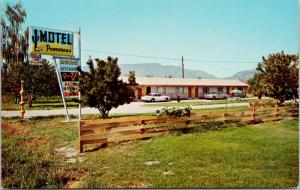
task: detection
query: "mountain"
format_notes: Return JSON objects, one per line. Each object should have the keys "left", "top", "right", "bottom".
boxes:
{"left": 224, "top": 69, "right": 257, "bottom": 82}
{"left": 119, "top": 63, "right": 217, "bottom": 79}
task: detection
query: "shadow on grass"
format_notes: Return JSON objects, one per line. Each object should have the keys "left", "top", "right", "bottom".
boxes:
{"left": 171, "top": 120, "right": 247, "bottom": 136}
{"left": 84, "top": 143, "right": 108, "bottom": 152}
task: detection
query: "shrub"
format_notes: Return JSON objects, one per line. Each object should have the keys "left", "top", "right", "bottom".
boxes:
{"left": 155, "top": 107, "right": 192, "bottom": 118}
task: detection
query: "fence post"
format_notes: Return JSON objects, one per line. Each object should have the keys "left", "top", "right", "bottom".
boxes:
{"left": 78, "top": 121, "right": 83, "bottom": 153}
{"left": 273, "top": 107, "right": 279, "bottom": 120}
{"left": 223, "top": 109, "right": 227, "bottom": 120}
{"left": 252, "top": 106, "right": 256, "bottom": 124}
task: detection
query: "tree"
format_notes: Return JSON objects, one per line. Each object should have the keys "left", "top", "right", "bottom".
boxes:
{"left": 1, "top": 3, "right": 28, "bottom": 94}
{"left": 1, "top": 2, "right": 60, "bottom": 107}
{"left": 128, "top": 71, "right": 138, "bottom": 86}
{"left": 128, "top": 70, "right": 139, "bottom": 100}
{"left": 247, "top": 73, "right": 265, "bottom": 99}
{"left": 249, "top": 51, "right": 299, "bottom": 104}
{"left": 78, "top": 57, "right": 135, "bottom": 118}
{"left": 1, "top": 3, "right": 28, "bottom": 66}
{"left": 24, "top": 60, "right": 60, "bottom": 107}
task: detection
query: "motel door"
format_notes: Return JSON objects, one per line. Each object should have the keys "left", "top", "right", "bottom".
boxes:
{"left": 188, "top": 87, "right": 192, "bottom": 98}
{"left": 137, "top": 89, "right": 142, "bottom": 99}
{"left": 195, "top": 87, "right": 198, "bottom": 98}
{"left": 146, "top": 87, "right": 151, "bottom": 95}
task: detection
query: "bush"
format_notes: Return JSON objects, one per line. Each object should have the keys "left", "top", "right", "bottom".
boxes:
{"left": 155, "top": 107, "right": 192, "bottom": 118}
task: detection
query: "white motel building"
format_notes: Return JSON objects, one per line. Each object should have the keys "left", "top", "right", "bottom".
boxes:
{"left": 121, "top": 76, "right": 249, "bottom": 100}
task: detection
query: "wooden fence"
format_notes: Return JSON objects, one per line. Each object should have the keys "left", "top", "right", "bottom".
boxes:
{"left": 78, "top": 106, "right": 298, "bottom": 152}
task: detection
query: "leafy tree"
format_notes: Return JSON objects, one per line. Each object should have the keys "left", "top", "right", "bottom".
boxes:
{"left": 128, "top": 71, "right": 138, "bottom": 86}
{"left": 249, "top": 51, "right": 299, "bottom": 104}
{"left": 78, "top": 57, "right": 134, "bottom": 118}
{"left": 1, "top": 2, "right": 60, "bottom": 107}
{"left": 247, "top": 74, "right": 265, "bottom": 99}
{"left": 1, "top": 3, "right": 28, "bottom": 65}
{"left": 1, "top": 3, "right": 28, "bottom": 94}
{"left": 24, "top": 60, "right": 60, "bottom": 107}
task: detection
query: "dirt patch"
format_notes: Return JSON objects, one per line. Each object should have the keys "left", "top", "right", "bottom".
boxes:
{"left": 55, "top": 146, "right": 86, "bottom": 163}
{"left": 2, "top": 123, "right": 29, "bottom": 136}
{"left": 63, "top": 170, "right": 88, "bottom": 188}
{"left": 17, "top": 137, "right": 45, "bottom": 146}
{"left": 112, "top": 181, "right": 149, "bottom": 188}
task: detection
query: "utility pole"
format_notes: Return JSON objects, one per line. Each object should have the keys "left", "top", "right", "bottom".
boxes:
{"left": 182, "top": 56, "right": 184, "bottom": 78}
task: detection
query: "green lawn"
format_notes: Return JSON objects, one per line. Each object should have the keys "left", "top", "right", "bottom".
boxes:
{"left": 2, "top": 101, "right": 80, "bottom": 111}
{"left": 2, "top": 116, "right": 298, "bottom": 188}
{"left": 144, "top": 98, "right": 256, "bottom": 107}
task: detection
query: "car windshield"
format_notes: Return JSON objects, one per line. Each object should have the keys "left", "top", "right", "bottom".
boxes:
{"left": 148, "top": 93, "right": 160, "bottom": 96}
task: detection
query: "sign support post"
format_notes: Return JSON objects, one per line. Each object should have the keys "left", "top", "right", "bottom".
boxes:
{"left": 54, "top": 58, "right": 70, "bottom": 121}
{"left": 78, "top": 28, "right": 82, "bottom": 121}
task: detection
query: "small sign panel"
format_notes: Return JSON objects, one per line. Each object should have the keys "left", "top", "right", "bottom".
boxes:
{"left": 61, "top": 72, "right": 79, "bottom": 81}
{"left": 59, "top": 57, "right": 79, "bottom": 72}
{"left": 63, "top": 81, "right": 79, "bottom": 98}
{"left": 29, "top": 54, "right": 43, "bottom": 65}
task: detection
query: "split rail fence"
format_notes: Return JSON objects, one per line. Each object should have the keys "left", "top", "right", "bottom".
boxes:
{"left": 78, "top": 106, "right": 298, "bottom": 152}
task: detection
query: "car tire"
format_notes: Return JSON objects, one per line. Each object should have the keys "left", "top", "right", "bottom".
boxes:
{"left": 151, "top": 98, "right": 155, "bottom": 102}
{"left": 165, "top": 98, "right": 169, "bottom": 102}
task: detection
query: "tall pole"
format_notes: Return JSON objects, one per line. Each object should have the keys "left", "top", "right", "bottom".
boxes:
{"left": 19, "top": 80, "right": 25, "bottom": 119}
{"left": 54, "top": 58, "right": 70, "bottom": 121}
{"left": 78, "top": 28, "right": 82, "bottom": 120}
{"left": 0, "top": 6, "right": 2, "bottom": 126}
{"left": 182, "top": 56, "right": 184, "bottom": 78}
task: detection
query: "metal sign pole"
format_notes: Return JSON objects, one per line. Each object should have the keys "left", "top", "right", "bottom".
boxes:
{"left": 78, "top": 28, "right": 82, "bottom": 121}
{"left": 54, "top": 58, "right": 70, "bottom": 121}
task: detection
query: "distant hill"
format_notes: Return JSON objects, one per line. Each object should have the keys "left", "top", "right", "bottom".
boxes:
{"left": 119, "top": 63, "right": 217, "bottom": 79}
{"left": 224, "top": 69, "right": 257, "bottom": 82}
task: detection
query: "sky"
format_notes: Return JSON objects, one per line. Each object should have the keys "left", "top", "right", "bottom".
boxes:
{"left": 2, "top": 0, "right": 299, "bottom": 78}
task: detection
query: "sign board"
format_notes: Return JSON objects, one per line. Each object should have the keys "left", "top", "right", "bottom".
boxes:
{"left": 58, "top": 57, "right": 80, "bottom": 98}
{"left": 29, "top": 26, "right": 74, "bottom": 57}
{"left": 61, "top": 72, "right": 79, "bottom": 81}
{"left": 59, "top": 57, "right": 79, "bottom": 72}
{"left": 63, "top": 81, "right": 79, "bottom": 97}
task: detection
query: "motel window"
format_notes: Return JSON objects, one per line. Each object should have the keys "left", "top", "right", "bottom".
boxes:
{"left": 204, "top": 87, "right": 209, "bottom": 93}
{"left": 163, "top": 87, "right": 166, "bottom": 94}
{"left": 218, "top": 87, "right": 223, "bottom": 92}
{"left": 238, "top": 87, "right": 243, "bottom": 92}
{"left": 175, "top": 87, "right": 184, "bottom": 93}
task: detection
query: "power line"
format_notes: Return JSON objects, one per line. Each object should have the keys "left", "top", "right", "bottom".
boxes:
{"left": 78, "top": 48, "right": 258, "bottom": 64}
{"left": 80, "top": 48, "right": 179, "bottom": 61}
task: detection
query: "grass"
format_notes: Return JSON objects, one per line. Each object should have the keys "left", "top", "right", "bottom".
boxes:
{"left": 79, "top": 105, "right": 249, "bottom": 120}
{"left": 2, "top": 115, "right": 298, "bottom": 188}
{"left": 144, "top": 98, "right": 256, "bottom": 107}
{"left": 1, "top": 117, "right": 83, "bottom": 188}
{"left": 82, "top": 119, "right": 299, "bottom": 188}
{"left": 2, "top": 101, "right": 80, "bottom": 111}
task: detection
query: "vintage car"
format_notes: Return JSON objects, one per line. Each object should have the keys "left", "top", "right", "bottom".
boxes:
{"left": 141, "top": 93, "right": 170, "bottom": 102}
{"left": 230, "top": 89, "right": 247, "bottom": 98}
{"left": 204, "top": 92, "right": 229, "bottom": 100}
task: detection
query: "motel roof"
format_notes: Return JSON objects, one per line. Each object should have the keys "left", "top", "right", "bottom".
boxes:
{"left": 120, "top": 76, "right": 249, "bottom": 87}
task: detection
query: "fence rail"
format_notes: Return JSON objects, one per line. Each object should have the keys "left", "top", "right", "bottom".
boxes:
{"left": 78, "top": 106, "right": 298, "bottom": 152}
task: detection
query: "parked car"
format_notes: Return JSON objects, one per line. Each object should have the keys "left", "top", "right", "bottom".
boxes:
{"left": 141, "top": 93, "right": 170, "bottom": 102}
{"left": 230, "top": 89, "right": 247, "bottom": 98}
{"left": 204, "top": 92, "right": 229, "bottom": 100}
